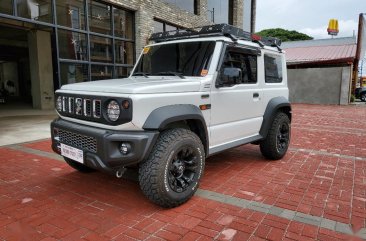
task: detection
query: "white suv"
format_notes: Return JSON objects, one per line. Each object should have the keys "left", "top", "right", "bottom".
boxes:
{"left": 51, "top": 24, "right": 291, "bottom": 207}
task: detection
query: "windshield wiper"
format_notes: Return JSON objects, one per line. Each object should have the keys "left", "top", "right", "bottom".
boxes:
{"left": 155, "top": 71, "right": 186, "bottom": 79}
{"left": 132, "top": 72, "right": 150, "bottom": 78}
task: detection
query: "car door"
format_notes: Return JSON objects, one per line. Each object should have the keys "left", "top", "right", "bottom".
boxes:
{"left": 209, "top": 44, "right": 264, "bottom": 150}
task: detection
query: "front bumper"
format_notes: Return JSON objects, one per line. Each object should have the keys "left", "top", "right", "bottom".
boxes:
{"left": 51, "top": 118, "right": 159, "bottom": 174}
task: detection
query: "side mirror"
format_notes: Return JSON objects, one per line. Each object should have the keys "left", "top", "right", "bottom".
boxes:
{"left": 217, "top": 67, "right": 242, "bottom": 87}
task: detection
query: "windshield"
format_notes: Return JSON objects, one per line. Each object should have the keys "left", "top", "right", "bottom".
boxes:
{"left": 133, "top": 41, "right": 216, "bottom": 77}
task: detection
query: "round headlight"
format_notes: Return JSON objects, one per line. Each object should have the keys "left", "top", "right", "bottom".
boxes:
{"left": 107, "top": 100, "right": 120, "bottom": 121}
{"left": 56, "top": 96, "right": 62, "bottom": 112}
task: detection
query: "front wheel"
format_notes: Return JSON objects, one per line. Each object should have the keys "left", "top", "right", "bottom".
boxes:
{"left": 260, "top": 112, "right": 291, "bottom": 160}
{"left": 139, "top": 128, "right": 205, "bottom": 208}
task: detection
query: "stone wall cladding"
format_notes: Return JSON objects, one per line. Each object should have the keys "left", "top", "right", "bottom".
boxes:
{"left": 106, "top": 0, "right": 244, "bottom": 57}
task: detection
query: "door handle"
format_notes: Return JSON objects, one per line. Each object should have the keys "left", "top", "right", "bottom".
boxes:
{"left": 253, "top": 93, "right": 259, "bottom": 98}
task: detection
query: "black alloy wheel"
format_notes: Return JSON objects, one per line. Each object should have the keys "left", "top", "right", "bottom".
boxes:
{"left": 276, "top": 122, "right": 290, "bottom": 153}
{"left": 168, "top": 146, "right": 200, "bottom": 193}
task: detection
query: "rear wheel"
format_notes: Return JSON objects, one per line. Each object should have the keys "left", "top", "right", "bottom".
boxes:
{"left": 64, "top": 157, "right": 95, "bottom": 173}
{"left": 139, "top": 128, "right": 205, "bottom": 208}
{"left": 361, "top": 93, "right": 366, "bottom": 102}
{"left": 260, "top": 112, "right": 291, "bottom": 160}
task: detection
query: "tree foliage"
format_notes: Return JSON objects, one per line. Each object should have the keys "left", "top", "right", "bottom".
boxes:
{"left": 256, "top": 28, "right": 313, "bottom": 42}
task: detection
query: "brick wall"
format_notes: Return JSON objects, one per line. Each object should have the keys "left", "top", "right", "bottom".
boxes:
{"left": 106, "top": 0, "right": 245, "bottom": 57}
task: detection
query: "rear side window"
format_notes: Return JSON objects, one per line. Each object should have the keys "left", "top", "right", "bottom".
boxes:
{"left": 264, "top": 54, "right": 283, "bottom": 83}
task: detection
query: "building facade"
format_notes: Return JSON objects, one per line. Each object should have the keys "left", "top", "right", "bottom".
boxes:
{"left": 282, "top": 38, "right": 357, "bottom": 105}
{"left": 0, "top": 0, "right": 255, "bottom": 110}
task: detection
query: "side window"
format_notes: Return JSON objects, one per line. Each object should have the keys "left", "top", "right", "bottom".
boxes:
{"left": 264, "top": 54, "right": 283, "bottom": 83}
{"left": 220, "top": 49, "right": 257, "bottom": 85}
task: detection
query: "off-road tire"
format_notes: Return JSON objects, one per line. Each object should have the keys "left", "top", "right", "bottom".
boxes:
{"left": 139, "top": 128, "right": 205, "bottom": 208}
{"left": 260, "top": 112, "right": 291, "bottom": 160}
{"left": 64, "top": 157, "right": 95, "bottom": 173}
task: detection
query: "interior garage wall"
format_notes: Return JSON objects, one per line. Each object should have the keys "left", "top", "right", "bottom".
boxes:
{"left": 287, "top": 66, "right": 352, "bottom": 105}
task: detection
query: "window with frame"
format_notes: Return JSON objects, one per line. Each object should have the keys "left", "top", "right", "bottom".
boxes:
{"left": 153, "top": 19, "right": 182, "bottom": 33}
{"left": 220, "top": 49, "right": 257, "bottom": 85}
{"left": 264, "top": 54, "right": 283, "bottom": 83}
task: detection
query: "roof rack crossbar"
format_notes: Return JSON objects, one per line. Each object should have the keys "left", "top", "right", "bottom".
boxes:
{"left": 149, "top": 24, "right": 282, "bottom": 47}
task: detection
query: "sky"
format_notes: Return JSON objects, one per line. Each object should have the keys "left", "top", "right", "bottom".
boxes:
{"left": 256, "top": 0, "right": 366, "bottom": 39}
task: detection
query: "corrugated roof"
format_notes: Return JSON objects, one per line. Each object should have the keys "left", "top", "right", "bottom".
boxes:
{"left": 282, "top": 37, "right": 357, "bottom": 65}
{"left": 282, "top": 37, "right": 356, "bottom": 48}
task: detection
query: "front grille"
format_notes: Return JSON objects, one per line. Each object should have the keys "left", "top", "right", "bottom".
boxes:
{"left": 59, "top": 129, "right": 97, "bottom": 153}
{"left": 84, "top": 99, "right": 91, "bottom": 117}
{"left": 68, "top": 97, "right": 74, "bottom": 114}
{"left": 75, "top": 98, "right": 83, "bottom": 115}
{"left": 93, "top": 100, "right": 101, "bottom": 118}
{"left": 59, "top": 96, "right": 102, "bottom": 119}
{"left": 62, "top": 96, "right": 68, "bottom": 112}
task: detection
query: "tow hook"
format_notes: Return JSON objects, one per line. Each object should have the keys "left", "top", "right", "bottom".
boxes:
{"left": 116, "top": 168, "right": 126, "bottom": 178}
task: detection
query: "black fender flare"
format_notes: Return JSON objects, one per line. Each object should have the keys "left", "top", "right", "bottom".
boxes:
{"left": 143, "top": 104, "right": 209, "bottom": 155}
{"left": 259, "top": 97, "right": 292, "bottom": 138}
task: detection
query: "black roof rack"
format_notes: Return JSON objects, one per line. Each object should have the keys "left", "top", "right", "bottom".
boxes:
{"left": 149, "top": 24, "right": 282, "bottom": 48}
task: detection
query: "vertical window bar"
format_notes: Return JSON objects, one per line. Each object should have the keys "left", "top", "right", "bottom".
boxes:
{"left": 85, "top": 0, "right": 91, "bottom": 81}
{"left": 111, "top": 6, "right": 116, "bottom": 78}
{"left": 12, "top": 0, "right": 17, "bottom": 16}
{"left": 132, "top": 12, "right": 136, "bottom": 64}
{"left": 228, "top": 0, "right": 234, "bottom": 25}
{"left": 193, "top": 0, "right": 198, "bottom": 15}
{"left": 52, "top": 0, "right": 61, "bottom": 89}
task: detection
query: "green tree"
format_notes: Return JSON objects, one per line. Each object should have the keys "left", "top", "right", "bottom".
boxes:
{"left": 256, "top": 28, "right": 313, "bottom": 42}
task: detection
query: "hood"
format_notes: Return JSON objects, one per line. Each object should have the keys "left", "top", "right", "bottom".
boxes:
{"left": 60, "top": 77, "right": 201, "bottom": 94}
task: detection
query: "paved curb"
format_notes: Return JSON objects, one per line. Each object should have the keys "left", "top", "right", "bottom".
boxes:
{"left": 195, "top": 189, "right": 365, "bottom": 239}
{"left": 289, "top": 147, "right": 366, "bottom": 161}
{"left": 7, "top": 144, "right": 63, "bottom": 161}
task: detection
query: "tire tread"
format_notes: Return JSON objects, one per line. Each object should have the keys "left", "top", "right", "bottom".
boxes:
{"left": 139, "top": 128, "right": 204, "bottom": 208}
{"left": 260, "top": 112, "right": 290, "bottom": 160}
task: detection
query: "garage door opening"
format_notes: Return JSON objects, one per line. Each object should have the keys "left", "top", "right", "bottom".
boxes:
{"left": 0, "top": 19, "right": 55, "bottom": 111}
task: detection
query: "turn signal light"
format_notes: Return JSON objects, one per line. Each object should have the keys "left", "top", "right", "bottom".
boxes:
{"left": 122, "top": 100, "right": 130, "bottom": 109}
{"left": 199, "top": 104, "right": 211, "bottom": 110}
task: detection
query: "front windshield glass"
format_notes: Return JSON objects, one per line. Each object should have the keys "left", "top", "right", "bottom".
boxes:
{"left": 133, "top": 41, "right": 216, "bottom": 77}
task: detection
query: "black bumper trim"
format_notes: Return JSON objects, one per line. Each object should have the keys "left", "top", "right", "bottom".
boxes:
{"left": 51, "top": 118, "right": 159, "bottom": 174}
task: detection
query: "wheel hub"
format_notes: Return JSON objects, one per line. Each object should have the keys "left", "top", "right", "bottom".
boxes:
{"left": 173, "top": 160, "right": 185, "bottom": 177}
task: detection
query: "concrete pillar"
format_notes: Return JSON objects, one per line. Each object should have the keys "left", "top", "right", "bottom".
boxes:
{"left": 28, "top": 30, "right": 54, "bottom": 110}
{"left": 134, "top": 6, "right": 154, "bottom": 58}
{"left": 196, "top": 0, "right": 208, "bottom": 18}
{"left": 340, "top": 66, "right": 352, "bottom": 105}
{"left": 233, "top": 0, "right": 244, "bottom": 28}
{"left": 251, "top": 0, "right": 256, "bottom": 33}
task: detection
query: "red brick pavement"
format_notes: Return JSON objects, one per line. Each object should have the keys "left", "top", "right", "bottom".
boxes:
{"left": 0, "top": 104, "right": 365, "bottom": 240}
{"left": 23, "top": 140, "right": 53, "bottom": 154}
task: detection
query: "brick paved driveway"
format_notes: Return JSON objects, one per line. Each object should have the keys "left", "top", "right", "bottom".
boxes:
{"left": 1, "top": 104, "right": 366, "bottom": 241}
